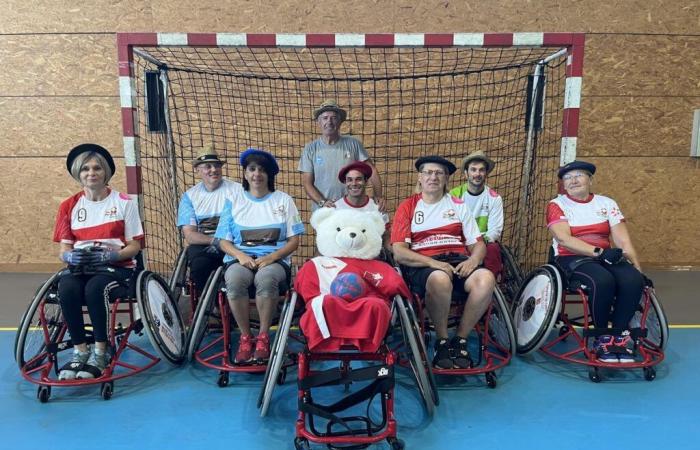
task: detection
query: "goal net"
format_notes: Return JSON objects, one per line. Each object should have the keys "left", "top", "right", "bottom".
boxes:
{"left": 118, "top": 33, "right": 583, "bottom": 278}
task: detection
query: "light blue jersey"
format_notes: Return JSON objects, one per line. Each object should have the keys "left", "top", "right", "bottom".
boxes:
{"left": 215, "top": 190, "right": 304, "bottom": 264}
{"left": 177, "top": 179, "right": 242, "bottom": 234}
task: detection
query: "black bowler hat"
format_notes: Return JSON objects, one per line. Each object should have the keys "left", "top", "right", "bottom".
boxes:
{"left": 66, "top": 144, "right": 115, "bottom": 175}
{"left": 414, "top": 155, "right": 457, "bottom": 175}
{"left": 557, "top": 160, "right": 596, "bottom": 179}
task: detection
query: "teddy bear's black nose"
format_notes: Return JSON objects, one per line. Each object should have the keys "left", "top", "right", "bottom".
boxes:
{"left": 349, "top": 232, "right": 356, "bottom": 238}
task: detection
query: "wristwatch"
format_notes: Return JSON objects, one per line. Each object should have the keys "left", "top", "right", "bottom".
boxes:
{"left": 593, "top": 247, "right": 602, "bottom": 257}
{"left": 317, "top": 199, "right": 326, "bottom": 207}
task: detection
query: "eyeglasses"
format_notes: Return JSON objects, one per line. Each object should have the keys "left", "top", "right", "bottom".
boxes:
{"left": 199, "top": 162, "right": 223, "bottom": 170}
{"left": 562, "top": 171, "right": 587, "bottom": 181}
{"left": 420, "top": 170, "right": 447, "bottom": 178}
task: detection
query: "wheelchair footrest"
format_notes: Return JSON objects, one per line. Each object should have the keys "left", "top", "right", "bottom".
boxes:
{"left": 582, "top": 327, "right": 647, "bottom": 339}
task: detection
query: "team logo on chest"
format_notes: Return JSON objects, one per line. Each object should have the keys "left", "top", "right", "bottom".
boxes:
{"left": 597, "top": 207, "right": 608, "bottom": 219}
{"left": 272, "top": 204, "right": 286, "bottom": 217}
{"left": 104, "top": 206, "right": 118, "bottom": 219}
{"left": 363, "top": 270, "right": 384, "bottom": 287}
{"left": 442, "top": 208, "right": 457, "bottom": 220}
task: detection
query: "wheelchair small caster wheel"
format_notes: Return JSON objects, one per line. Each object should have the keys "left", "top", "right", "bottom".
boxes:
{"left": 294, "top": 437, "right": 310, "bottom": 450}
{"left": 388, "top": 437, "right": 405, "bottom": 450}
{"left": 217, "top": 371, "right": 229, "bottom": 387}
{"left": 588, "top": 367, "right": 601, "bottom": 383}
{"left": 277, "top": 367, "right": 287, "bottom": 385}
{"left": 644, "top": 366, "right": 656, "bottom": 381}
{"left": 101, "top": 381, "right": 114, "bottom": 400}
{"left": 485, "top": 371, "right": 497, "bottom": 388}
{"left": 37, "top": 385, "right": 51, "bottom": 403}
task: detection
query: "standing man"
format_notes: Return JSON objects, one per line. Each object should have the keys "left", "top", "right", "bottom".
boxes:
{"left": 299, "top": 100, "right": 384, "bottom": 211}
{"left": 449, "top": 150, "right": 504, "bottom": 275}
{"left": 335, "top": 161, "right": 391, "bottom": 253}
{"left": 177, "top": 145, "right": 242, "bottom": 297}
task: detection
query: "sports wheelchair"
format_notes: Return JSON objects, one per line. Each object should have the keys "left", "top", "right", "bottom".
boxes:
{"left": 408, "top": 283, "right": 516, "bottom": 388}
{"left": 186, "top": 262, "right": 296, "bottom": 387}
{"left": 511, "top": 258, "right": 669, "bottom": 382}
{"left": 496, "top": 243, "right": 525, "bottom": 307}
{"left": 15, "top": 263, "right": 186, "bottom": 402}
{"left": 258, "top": 292, "right": 435, "bottom": 450}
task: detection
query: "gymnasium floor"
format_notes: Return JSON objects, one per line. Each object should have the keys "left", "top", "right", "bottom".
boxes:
{"left": 2, "top": 270, "right": 698, "bottom": 449}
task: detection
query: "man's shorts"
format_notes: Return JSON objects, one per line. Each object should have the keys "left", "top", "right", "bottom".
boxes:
{"left": 401, "top": 253, "right": 483, "bottom": 302}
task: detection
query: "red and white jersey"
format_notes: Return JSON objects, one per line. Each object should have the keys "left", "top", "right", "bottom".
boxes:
{"left": 295, "top": 256, "right": 410, "bottom": 352}
{"left": 390, "top": 193, "right": 483, "bottom": 257}
{"left": 334, "top": 196, "right": 390, "bottom": 230}
{"left": 53, "top": 189, "right": 144, "bottom": 268}
{"left": 546, "top": 193, "right": 625, "bottom": 257}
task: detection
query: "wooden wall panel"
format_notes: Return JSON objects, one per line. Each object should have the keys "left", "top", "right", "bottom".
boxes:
{"left": 585, "top": 156, "right": 700, "bottom": 266}
{"left": 0, "top": 1, "right": 153, "bottom": 34}
{"left": 584, "top": 34, "right": 700, "bottom": 97}
{"left": 579, "top": 96, "right": 697, "bottom": 157}
{"left": 0, "top": 97, "right": 122, "bottom": 157}
{"left": 2, "top": 1, "right": 698, "bottom": 34}
{"left": 0, "top": 158, "right": 127, "bottom": 265}
{"left": 0, "top": 34, "right": 116, "bottom": 96}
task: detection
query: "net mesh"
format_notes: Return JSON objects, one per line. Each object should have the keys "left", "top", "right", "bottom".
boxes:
{"left": 130, "top": 45, "right": 568, "bottom": 277}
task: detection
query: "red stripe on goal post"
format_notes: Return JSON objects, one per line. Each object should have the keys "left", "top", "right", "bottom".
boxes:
{"left": 483, "top": 33, "right": 513, "bottom": 47}
{"left": 187, "top": 33, "right": 217, "bottom": 46}
{"left": 425, "top": 34, "right": 454, "bottom": 47}
{"left": 365, "top": 34, "right": 395, "bottom": 47}
{"left": 306, "top": 34, "right": 335, "bottom": 47}
{"left": 125, "top": 166, "right": 142, "bottom": 195}
{"left": 247, "top": 34, "right": 276, "bottom": 47}
{"left": 561, "top": 108, "right": 580, "bottom": 138}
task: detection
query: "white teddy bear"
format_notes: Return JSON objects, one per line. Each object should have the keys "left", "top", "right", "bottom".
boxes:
{"left": 295, "top": 208, "right": 410, "bottom": 352}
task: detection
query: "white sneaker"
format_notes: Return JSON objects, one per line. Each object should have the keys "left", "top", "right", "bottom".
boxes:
{"left": 58, "top": 348, "right": 90, "bottom": 380}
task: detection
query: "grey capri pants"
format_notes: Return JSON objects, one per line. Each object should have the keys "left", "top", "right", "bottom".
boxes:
{"left": 224, "top": 262, "right": 288, "bottom": 300}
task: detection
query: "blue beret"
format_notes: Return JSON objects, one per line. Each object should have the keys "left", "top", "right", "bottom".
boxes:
{"left": 240, "top": 148, "right": 280, "bottom": 176}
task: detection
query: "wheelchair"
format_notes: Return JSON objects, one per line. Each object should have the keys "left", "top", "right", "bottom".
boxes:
{"left": 168, "top": 247, "right": 203, "bottom": 325}
{"left": 186, "top": 263, "right": 297, "bottom": 387}
{"left": 15, "top": 264, "right": 186, "bottom": 402}
{"left": 511, "top": 258, "right": 669, "bottom": 383}
{"left": 497, "top": 243, "right": 525, "bottom": 307}
{"left": 408, "top": 282, "right": 516, "bottom": 388}
{"left": 258, "top": 291, "right": 434, "bottom": 450}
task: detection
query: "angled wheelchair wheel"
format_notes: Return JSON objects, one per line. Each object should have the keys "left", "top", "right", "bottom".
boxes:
{"left": 512, "top": 264, "right": 562, "bottom": 355}
{"left": 186, "top": 267, "right": 223, "bottom": 361}
{"left": 489, "top": 287, "right": 517, "bottom": 356}
{"left": 136, "top": 271, "right": 186, "bottom": 366}
{"left": 168, "top": 248, "right": 188, "bottom": 305}
{"left": 500, "top": 244, "right": 524, "bottom": 304}
{"left": 259, "top": 291, "right": 297, "bottom": 417}
{"left": 396, "top": 295, "right": 437, "bottom": 416}
{"left": 15, "top": 271, "right": 65, "bottom": 371}
{"left": 630, "top": 288, "right": 669, "bottom": 351}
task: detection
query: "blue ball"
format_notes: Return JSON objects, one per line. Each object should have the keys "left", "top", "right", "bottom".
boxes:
{"left": 330, "top": 272, "right": 368, "bottom": 302}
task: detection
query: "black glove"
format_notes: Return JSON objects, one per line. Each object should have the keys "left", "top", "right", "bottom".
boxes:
{"left": 61, "top": 249, "right": 90, "bottom": 266}
{"left": 642, "top": 273, "right": 654, "bottom": 288}
{"left": 598, "top": 248, "right": 624, "bottom": 265}
{"left": 205, "top": 237, "right": 221, "bottom": 254}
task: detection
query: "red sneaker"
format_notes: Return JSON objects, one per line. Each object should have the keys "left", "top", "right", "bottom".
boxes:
{"left": 235, "top": 334, "right": 254, "bottom": 364}
{"left": 254, "top": 332, "right": 271, "bottom": 362}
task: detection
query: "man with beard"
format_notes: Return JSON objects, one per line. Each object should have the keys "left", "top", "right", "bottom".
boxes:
{"left": 449, "top": 150, "right": 504, "bottom": 275}
{"left": 299, "top": 100, "right": 384, "bottom": 211}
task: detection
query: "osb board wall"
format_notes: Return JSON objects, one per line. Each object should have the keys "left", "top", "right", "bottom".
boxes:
{"left": 1, "top": 0, "right": 699, "bottom": 269}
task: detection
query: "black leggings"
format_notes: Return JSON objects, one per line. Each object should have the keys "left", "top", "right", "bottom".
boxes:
{"left": 57, "top": 268, "right": 132, "bottom": 345}
{"left": 187, "top": 244, "right": 225, "bottom": 295}
{"left": 556, "top": 256, "right": 643, "bottom": 329}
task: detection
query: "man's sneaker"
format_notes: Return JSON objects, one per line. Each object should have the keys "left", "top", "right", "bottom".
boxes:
{"left": 614, "top": 332, "right": 635, "bottom": 363}
{"left": 235, "top": 334, "right": 254, "bottom": 364}
{"left": 593, "top": 335, "right": 619, "bottom": 363}
{"left": 58, "top": 348, "right": 90, "bottom": 380}
{"left": 254, "top": 332, "right": 271, "bottom": 362}
{"left": 76, "top": 348, "right": 108, "bottom": 379}
{"left": 432, "top": 338, "right": 453, "bottom": 369}
{"left": 450, "top": 336, "right": 473, "bottom": 369}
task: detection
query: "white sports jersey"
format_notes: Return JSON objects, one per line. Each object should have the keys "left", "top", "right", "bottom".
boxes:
{"left": 53, "top": 189, "right": 144, "bottom": 268}
{"left": 215, "top": 190, "right": 305, "bottom": 264}
{"left": 449, "top": 184, "right": 504, "bottom": 242}
{"left": 546, "top": 193, "right": 625, "bottom": 257}
{"left": 177, "top": 179, "right": 242, "bottom": 234}
{"left": 334, "top": 196, "right": 390, "bottom": 229}
{"left": 391, "top": 193, "right": 482, "bottom": 257}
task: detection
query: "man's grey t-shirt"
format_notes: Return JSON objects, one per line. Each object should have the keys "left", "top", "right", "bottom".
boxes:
{"left": 298, "top": 135, "right": 369, "bottom": 207}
